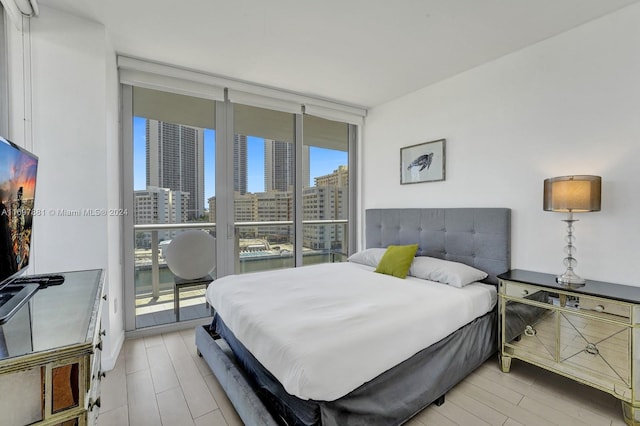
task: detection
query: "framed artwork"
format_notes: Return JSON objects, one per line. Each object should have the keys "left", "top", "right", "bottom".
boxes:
{"left": 400, "top": 138, "right": 446, "bottom": 184}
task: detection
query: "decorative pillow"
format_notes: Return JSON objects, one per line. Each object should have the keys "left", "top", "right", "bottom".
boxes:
{"left": 347, "top": 248, "right": 388, "bottom": 268}
{"left": 374, "top": 244, "right": 419, "bottom": 279}
{"left": 409, "top": 256, "right": 488, "bottom": 287}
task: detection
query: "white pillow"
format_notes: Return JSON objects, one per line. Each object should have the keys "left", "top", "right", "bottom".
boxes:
{"left": 347, "top": 248, "right": 387, "bottom": 268}
{"left": 409, "top": 256, "right": 488, "bottom": 288}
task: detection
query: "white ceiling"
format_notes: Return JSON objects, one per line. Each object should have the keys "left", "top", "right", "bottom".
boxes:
{"left": 37, "top": 0, "right": 640, "bottom": 108}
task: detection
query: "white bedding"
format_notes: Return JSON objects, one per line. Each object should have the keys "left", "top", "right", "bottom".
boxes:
{"left": 206, "top": 262, "right": 496, "bottom": 401}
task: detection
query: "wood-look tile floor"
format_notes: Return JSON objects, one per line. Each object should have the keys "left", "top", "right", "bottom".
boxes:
{"left": 98, "top": 329, "right": 628, "bottom": 426}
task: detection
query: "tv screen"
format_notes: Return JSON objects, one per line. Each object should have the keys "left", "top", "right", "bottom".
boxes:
{"left": 0, "top": 136, "right": 38, "bottom": 286}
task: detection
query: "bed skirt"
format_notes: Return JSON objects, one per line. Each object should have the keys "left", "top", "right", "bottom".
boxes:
{"left": 196, "top": 309, "right": 497, "bottom": 426}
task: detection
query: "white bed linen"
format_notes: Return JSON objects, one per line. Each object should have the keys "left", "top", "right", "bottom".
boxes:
{"left": 207, "top": 262, "right": 496, "bottom": 401}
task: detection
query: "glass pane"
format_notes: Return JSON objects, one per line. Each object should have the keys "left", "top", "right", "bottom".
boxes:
{"left": 302, "top": 115, "right": 349, "bottom": 266}
{"left": 232, "top": 105, "right": 295, "bottom": 273}
{"left": 132, "top": 88, "right": 215, "bottom": 328}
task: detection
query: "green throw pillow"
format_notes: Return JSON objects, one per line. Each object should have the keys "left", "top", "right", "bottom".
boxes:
{"left": 374, "top": 244, "right": 418, "bottom": 278}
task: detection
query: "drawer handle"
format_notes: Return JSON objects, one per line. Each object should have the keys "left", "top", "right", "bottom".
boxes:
{"left": 521, "top": 289, "right": 529, "bottom": 296}
{"left": 594, "top": 305, "right": 605, "bottom": 313}
{"left": 524, "top": 325, "right": 536, "bottom": 337}
{"left": 100, "top": 329, "right": 107, "bottom": 337}
{"left": 95, "top": 339, "right": 103, "bottom": 351}
{"left": 93, "top": 371, "right": 106, "bottom": 380}
{"left": 585, "top": 343, "right": 599, "bottom": 356}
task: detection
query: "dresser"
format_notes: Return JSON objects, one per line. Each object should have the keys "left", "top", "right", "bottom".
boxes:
{"left": 0, "top": 270, "right": 105, "bottom": 426}
{"left": 498, "top": 269, "right": 640, "bottom": 425}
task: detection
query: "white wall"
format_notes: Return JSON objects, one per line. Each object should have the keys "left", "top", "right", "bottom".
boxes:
{"left": 363, "top": 4, "right": 640, "bottom": 286}
{"left": 24, "top": 6, "right": 123, "bottom": 368}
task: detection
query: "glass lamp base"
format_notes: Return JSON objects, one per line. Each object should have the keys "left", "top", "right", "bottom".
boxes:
{"left": 556, "top": 269, "right": 586, "bottom": 287}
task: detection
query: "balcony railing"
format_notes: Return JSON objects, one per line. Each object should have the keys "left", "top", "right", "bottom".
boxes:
{"left": 133, "top": 219, "right": 348, "bottom": 298}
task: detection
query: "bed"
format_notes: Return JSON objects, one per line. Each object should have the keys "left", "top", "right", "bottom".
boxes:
{"left": 195, "top": 208, "right": 511, "bottom": 425}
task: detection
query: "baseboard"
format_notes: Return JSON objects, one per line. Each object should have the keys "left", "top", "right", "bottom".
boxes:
{"left": 101, "top": 329, "right": 124, "bottom": 372}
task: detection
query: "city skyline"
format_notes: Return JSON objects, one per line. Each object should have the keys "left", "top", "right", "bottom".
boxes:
{"left": 133, "top": 117, "right": 348, "bottom": 203}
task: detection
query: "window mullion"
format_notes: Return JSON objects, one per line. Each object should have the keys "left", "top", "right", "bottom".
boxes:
{"left": 215, "top": 99, "right": 235, "bottom": 277}
{"left": 294, "top": 114, "right": 303, "bottom": 267}
{"left": 348, "top": 124, "right": 358, "bottom": 256}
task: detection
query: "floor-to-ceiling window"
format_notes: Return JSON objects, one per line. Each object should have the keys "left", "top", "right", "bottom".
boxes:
{"left": 127, "top": 87, "right": 216, "bottom": 329}
{"left": 231, "top": 104, "right": 296, "bottom": 273}
{"left": 302, "top": 115, "right": 350, "bottom": 265}
{"left": 120, "top": 58, "right": 363, "bottom": 331}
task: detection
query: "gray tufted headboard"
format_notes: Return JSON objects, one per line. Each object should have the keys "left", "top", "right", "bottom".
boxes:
{"left": 365, "top": 208, "right": 511, "bottom": 285}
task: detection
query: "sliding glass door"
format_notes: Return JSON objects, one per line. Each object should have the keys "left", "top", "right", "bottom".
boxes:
{"left": 232, "top": 104, "right": 296, "bottom": 273}
{"left": 128, "top": 87, "right": 216, "bottom": 328}
{"left": 122, "top": 84, "right": 358, "bottom": 331}
{"left": 302, "top": 115, "right": 350, "bottom": 265}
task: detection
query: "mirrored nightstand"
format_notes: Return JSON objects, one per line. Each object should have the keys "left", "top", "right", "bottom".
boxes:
{"left": 498, "top": 270, "right": 640, "bottom": 426}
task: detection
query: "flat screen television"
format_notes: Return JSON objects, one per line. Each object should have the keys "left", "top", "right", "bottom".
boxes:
{"left": 0, "top": 136, "right": 38, "bottom": 287}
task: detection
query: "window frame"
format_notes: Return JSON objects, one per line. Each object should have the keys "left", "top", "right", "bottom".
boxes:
{"left": 119, "top": 58, "right": 362, "bottom": 332}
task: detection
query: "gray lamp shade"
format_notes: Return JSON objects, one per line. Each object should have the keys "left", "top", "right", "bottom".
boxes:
{"left": 543, "top": 175, "right": 601, "bottom": 212}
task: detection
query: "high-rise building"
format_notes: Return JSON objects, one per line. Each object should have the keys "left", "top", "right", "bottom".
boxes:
{"left": 314, "top": 165, "right": 348, "bottom": 188}
{"left": 264, "top": 139, "right": 294, "bottom": 192}
{"left": 256, "top": 191, "right": 293, "bottom": 242}
{"left": 146, "top": 119, "right": 204, "bottom": 219}
{"left": 134, "top": 186, "right": 189, "bottom": 245}
{"left": 234, "top": 135, "right": 248, "bottom": 195}
{"left": 303, "top": 166, "right": 349, "bottom": 250}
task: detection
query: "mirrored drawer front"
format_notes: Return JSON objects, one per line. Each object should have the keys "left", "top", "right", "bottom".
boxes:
{"left": 577, "top": 297, "right": 631, "bottom": 320}
{"left": 501, "top": 281, "right": 543, "bottom": 299}
{"left": 501, "top": 281, "right": 632, "bottom": 323}
{"left": 503, "top": 302, "right": 556, "bottom": 365}
{"left": 559, "top": 311, "right": 631, "bottom": 391}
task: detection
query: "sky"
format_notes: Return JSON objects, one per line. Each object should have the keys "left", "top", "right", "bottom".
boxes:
{"left": 133, "top": 117, "right": 347, "bottom": 200}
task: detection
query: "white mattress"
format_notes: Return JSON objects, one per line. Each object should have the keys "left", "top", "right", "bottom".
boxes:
{"left": 206, "top": 262, "right": 496, "bottom": 401}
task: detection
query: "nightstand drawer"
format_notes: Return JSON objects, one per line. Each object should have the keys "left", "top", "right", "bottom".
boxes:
{"left": 578, "top": 297, "right": 631, "bottom": 319}
{"left": 501, "top": 281, "right": 547, "bottom": 300}
{"left": 501, "top": 280, "right": 632, "bottom": 323}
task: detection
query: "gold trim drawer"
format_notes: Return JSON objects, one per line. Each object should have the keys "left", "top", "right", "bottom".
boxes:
{"left": 502, "top": 281, "right": 545, "bottom": 300}
{"left": 578, "top": 297, "right": 631, "bottom": 319}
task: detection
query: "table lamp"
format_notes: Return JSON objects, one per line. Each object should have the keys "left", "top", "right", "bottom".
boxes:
{"left": 543, "top": 175, "right": 601, "bottom": 285}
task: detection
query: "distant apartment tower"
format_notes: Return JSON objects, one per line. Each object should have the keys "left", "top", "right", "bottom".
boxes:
{"left": 314, "top": 165, "right": 348, "bottom": 188}
{"left": 234, "top": 135, "right": 248, "bottom": 195}
{"left": 303, "top": 187, "right": 347, "bottom": 250}
{"left": 134, "top": 186, "right": 189, "bottom": 246}
{"left": 208, "top": 193, "right": 257, "bottom": 237}
{"left": 303, "top": 166, "right": 349, "bottom": 250}
{"left": 264, "top": 139, "right": 294, "bottom": 192}
{"left": 146, "top": 119, "right": 204, "bottom": 219}
{"left": 207, "top": 192, "right": 256, "bottom": 223}
{"left": 256, "top": 191, "right": 293, "bottom": 242}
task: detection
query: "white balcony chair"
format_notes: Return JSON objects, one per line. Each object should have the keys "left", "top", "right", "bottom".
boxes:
{"left": 164, "top": 230, "right": 216, "bottom": 322}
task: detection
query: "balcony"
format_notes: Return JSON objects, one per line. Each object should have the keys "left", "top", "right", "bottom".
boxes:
{"left": 134, "top": 220, "right": 347, "bottom": 329}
